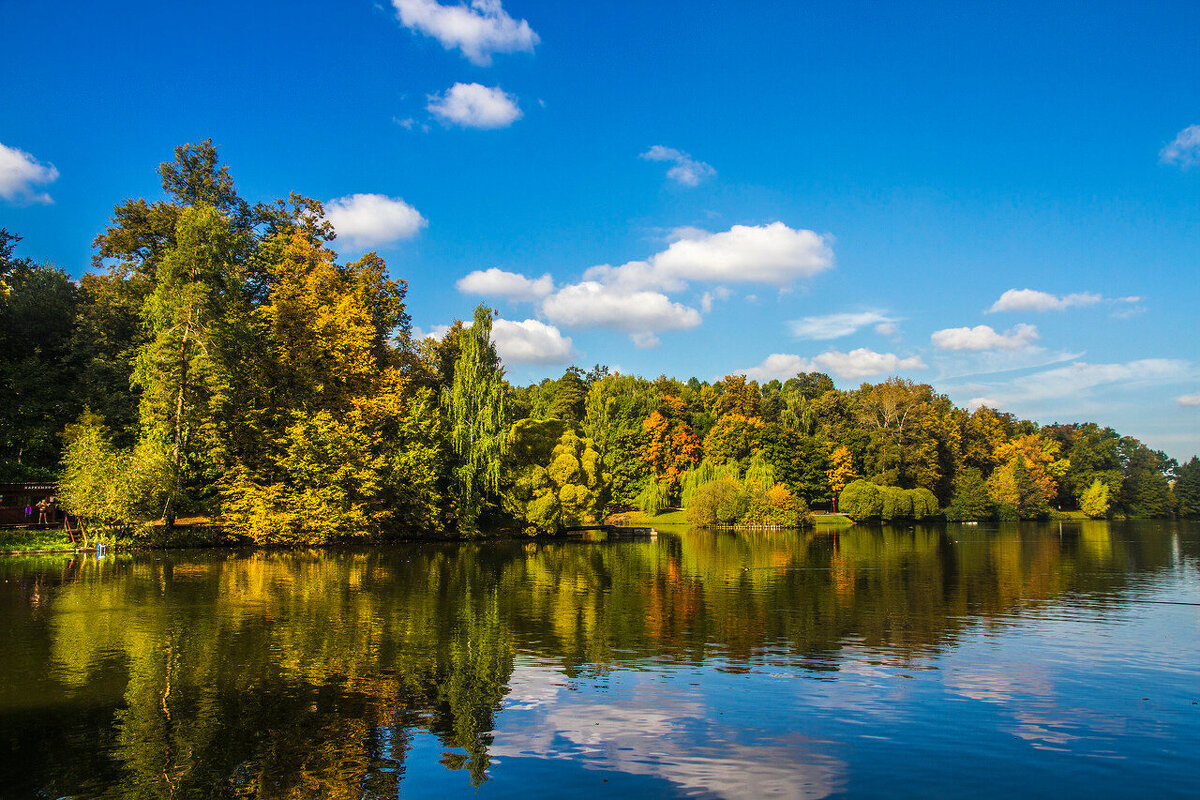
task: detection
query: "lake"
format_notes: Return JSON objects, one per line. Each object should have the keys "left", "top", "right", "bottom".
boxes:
{"left": 1, "top": 520, "right": 1198, "bottom": 798}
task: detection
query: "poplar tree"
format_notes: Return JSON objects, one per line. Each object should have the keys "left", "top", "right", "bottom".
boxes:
{"left": 442, "top": 304, "right": 509, "bottom": 532}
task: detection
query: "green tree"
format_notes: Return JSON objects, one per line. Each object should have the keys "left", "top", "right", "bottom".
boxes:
{"left": 946, "top": 467, "right": 992, "bottom": 521}
{"left": 503, "top": 419, "right": 607, "bottom": 532}
{"left": 1174, "top": 457, "right": 1200, "bottom": 518}
{"left": 133, "top": 204, "right": 247, "bottom": 523}
{"left": 442, "top": 305, "right": 510, "bottom": 532}
{"left": 0, "top": 248, "right": 80, "bottom": 479}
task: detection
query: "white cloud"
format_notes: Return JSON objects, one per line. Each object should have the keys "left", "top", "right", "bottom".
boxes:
{"left": 491, "top": 318, "right": 574, "bottom": 364}
{"left": 1178, "top": 393, "right": 1200, "bottom": 408}
{"left": 1161, "top": 124, "right": 1200, "bottom": 168}
{"left": 427, "top": 83, "right": 522, "bottom": 129}
{"left": 0, "top": 142, "right": 59, "bottom": 205}
{"left": 788, "top": 310, "right": 896, "bottom": 340}
{"left": 813, "top": 349, "right": 927, "bottom": 381}
{"left": 640, "top": 145, "right": 716, "bottom": 187}
{"left": 541, "top": 281, "right": 701, "bottom": 346}
{"left": 391, "top": 0, "right": 538, "bottom": 66}
{"left": 325, "top": 193, "right": 427, "bottom": 249}
{"left": 456, "top": 267, "right": 553, "bottom": 301}
{"left": 699, "top": 287, "right": 733, "bottom": 313}
{"left": 987, "top": 289, "right": 1103, "bottom": 313}
{"left": 585, "top": 223, "right": 833, "bottom": 291}
{"left": 738, "top": 348, "right": 926, "bottom": 382}
{"left": 964, "top": 359, "right": 1193, "bottom": 410}
{"left": 931, "top": 323, "right": 1039, "bottom": 351}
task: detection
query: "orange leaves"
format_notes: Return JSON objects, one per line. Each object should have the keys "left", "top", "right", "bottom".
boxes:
{"left": 642, "top": 409, "right": 701, "bottom": 489}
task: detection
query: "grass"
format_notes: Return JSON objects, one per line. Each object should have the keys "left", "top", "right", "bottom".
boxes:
{"left": 811, "top": 512, "right": 855, "bottom": 528}
{"left": 611, "top": 508, "right": 690, "bottom": 526}
{"left": 0, "top": 528, "right": 81, "bottom": 553}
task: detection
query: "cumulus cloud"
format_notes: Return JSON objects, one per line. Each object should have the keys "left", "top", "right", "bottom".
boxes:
{"left": 427, "top": 83, "right": 522, "bottom": 129}
{"left": 640, "top": 145, "right": 716, "bottom": 187}
{"left": 479, "top": 222, "right": 831, "bottom": 343}
{"left": 325, "top": 193, "right": 427, "bottom": 249}
{"left": 738, "top": 349, "right": 926, "bottom": 382}
{"left": 584, "top": 223, "right": 833, "bottom": 291}
{"left": 456, "top": 267, "right": 553, "bottom": 301}
{"left": 0, "top": 142, "right": 59, "bottom": 204}
{"left": 541, "top": 281, "right": 701, "bottom": 346}
{"left": 1160, "top": 124, "right": 1200, "bottom": 168}
{"left": 987, "top": 289, "right": 1102, "bottom": 313}
{"left": 391, "top": 0, "right": 539, "bottom": 66}
{"left": 491, "top": 318, "right": 574, "bottom": 364}
{"left": 931, "top": 323, "right": 1039, "bottom": 351}
{"left": 788, "top": 310, "right": 896, "bottom": 340}
{"left": 1178, "top": 393, "right": 1200, "bottom": 408}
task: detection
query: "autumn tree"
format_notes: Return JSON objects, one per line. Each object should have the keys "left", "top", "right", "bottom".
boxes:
{"left": 826, "top": 445, "right": 857, "bottom": 512}
{"left": 642, "top": 395, "right": 701, "bottom": 497}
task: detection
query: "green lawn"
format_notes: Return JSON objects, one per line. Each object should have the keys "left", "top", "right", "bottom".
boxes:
{"left": 614, "top": 508, "right": 690, "bottom": 526}
{"left": 811, "top": 512, "right": 855, "bottom": 528}
{"left": 0, "top": 528, "right": 81, "bottom": 553}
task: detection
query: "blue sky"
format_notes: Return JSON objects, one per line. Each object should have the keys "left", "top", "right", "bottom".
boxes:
{"left": 2, "top": 0, "right": 1198, "bottom": 458}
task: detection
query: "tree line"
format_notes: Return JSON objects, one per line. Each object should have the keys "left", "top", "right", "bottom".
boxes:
{"left": 1, "top": 142, "right": 1196, "bottom": 542}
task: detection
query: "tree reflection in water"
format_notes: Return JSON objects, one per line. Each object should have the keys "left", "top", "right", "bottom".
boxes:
{"left": 0, "top": 520, "right": 1193, "bottom": 798}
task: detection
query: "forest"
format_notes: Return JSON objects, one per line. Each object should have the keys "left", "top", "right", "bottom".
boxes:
{"left": 1, "top": 142, "right": 1197, "bottom": 544}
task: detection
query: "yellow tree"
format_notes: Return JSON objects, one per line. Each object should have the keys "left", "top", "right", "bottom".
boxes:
{"left": 826, "top": 446, "right": 857, "bottom": 511}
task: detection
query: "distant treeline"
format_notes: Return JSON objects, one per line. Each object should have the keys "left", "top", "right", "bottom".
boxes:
{"left": 1, "top": 142, "right": 1196, "bottom": 542}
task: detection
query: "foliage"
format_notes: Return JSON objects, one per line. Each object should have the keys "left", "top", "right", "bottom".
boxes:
{"left": 945, "top": 467, "right": 992, "bottom": 521}
{"left": 1176, "top": 457, "right": 1200, "bottom": 518}
{"left": 838, "top": 480, "right": 939, "bottom": 521}
{"left": 0, "top": 246, "right": 80, "bottom": 479}
{"left": 503, "top": 419, "right": 608, "bottom": 533}
{"left": 702, "top": 413, "right": 764, "bottom": 465}
{"left": 686, "top": 477, "right": 747, "bottom": 526}
{"left": 641, "top": 396, "right": 701, "bottom": 494}
{"left": 987, "top": 453, "right": 1050, "bottom": 520}
{"left": 826, "top": 445, "right": 857, "bottom": 510}
{"left": 635, "top": 479, "right": 670, "bottom": 516}
{"left": 58, "top": 412, "right": 172, "bottom": 533}
{"left": 1080, "top": 478, "right": 1112, "bottom": 519}
{"left": 441, "top": 305, "right": 510, "bottom": 533}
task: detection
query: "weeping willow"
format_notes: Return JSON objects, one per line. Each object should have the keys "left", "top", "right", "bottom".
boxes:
{"left": 680, "top": 458, "right": 741, "bottom": 508}
{"left": 635, "top": 480, "right": 669, "bottom": 515}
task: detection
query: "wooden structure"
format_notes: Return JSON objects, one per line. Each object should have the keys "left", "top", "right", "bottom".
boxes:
{"left": 0, "top": 482, "right": 60, "bottom": 527}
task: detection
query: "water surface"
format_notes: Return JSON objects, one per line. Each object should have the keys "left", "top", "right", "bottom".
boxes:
{"left": 2, "top": 520, "right": 1198, "bottom": 798}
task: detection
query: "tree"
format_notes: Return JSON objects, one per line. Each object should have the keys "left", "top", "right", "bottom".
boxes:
{"left": 442, "top": 305, "right": 510, "bottom": 532}
{"left": 134, "top": 204, "right": 248, "bottom": 523}
{"left": 702, "top": 413, "right": 764, "bottom": 465}
{"left": 839, "top": 480, "right": 883, "bottom": 521}
{"left": 1079, "top": 479, "right": 1111, "bottom": 519}
{"left": 945, "top": 467, "right": 991, "bottom": 521}
{"left": 987, "top": 453, "right": 1050, "bottom": 519}
{"left": 0, "top": 251, "right": 81, "bottom": 478}
{"left": 1174, "top": 457, "right": 1200, "bottom": 518}
{"left": 826, "top": 446, "right": 857, "bottom": 511}
{"left": 503, "top": 419, "right": 607, "bottom": 532}
{"left": 641, "top": 396, "right": 701, "bottom": 495}
{"left": 714, "top": 374, "right": 761, "bottom": 418}
{"left": 1117, "top": 437, "right": 1174, "bottom": 517}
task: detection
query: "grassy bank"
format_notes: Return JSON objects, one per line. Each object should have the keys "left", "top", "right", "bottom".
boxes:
{"left": 610, "top": 509, "right": 855, "bottom": 529}
{"left": 0, "top": 528, "right": 82, "bottom": 554}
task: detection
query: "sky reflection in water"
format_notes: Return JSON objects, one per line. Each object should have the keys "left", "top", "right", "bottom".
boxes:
{"left": 1, "top": 520, "right": 1197, "bottom": 798}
